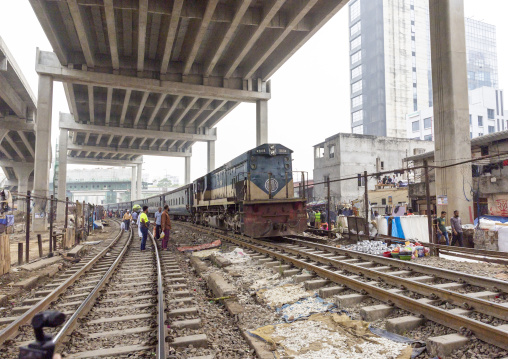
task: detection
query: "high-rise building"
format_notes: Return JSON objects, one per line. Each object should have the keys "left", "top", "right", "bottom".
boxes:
{"left": 465, "top": 18, "right": 498, "bottom": 90}
{"left": 407, "top": 87, "right": 505, "bottom": 141}
{"left": 349, "top": 0, "right": 432, "bottom": 138}
{"left": 349, "top": 0, "right": 501, "bottom": 138}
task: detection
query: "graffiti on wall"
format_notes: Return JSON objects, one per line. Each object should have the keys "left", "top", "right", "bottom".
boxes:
{"left": 489, "top": 195, "right": 508, "bottom": 217}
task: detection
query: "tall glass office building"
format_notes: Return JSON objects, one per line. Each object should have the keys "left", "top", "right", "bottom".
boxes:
{"left": 348, "top": 0, "right": 501, "bottom": 138}
{"left": 466, "top": 18, "right": 498, "bottom": 90}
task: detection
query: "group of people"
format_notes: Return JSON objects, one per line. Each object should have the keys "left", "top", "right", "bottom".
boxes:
{"left": 435, "top": 210, "right": 464, "bottom": 247}
{"left": 308, "top": 209, "right": 337, "bottom": 231}
{"left": 121, "top": 205, "right": 172, "bottom": 251}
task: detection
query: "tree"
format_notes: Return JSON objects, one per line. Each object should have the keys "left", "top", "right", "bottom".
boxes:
{"left": 157, "top": 178, "right": 173, "bottom": 187}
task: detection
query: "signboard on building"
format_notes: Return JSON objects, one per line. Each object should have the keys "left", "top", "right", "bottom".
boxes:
{"left": 437, "top": 195, "right": 448, "bottom": 205}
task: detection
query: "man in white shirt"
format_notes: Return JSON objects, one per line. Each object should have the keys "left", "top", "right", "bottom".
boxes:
{"left": 154, "top": 207, "right": 162, "bottom": 239}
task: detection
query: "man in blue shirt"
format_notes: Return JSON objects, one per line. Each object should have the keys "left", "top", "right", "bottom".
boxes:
{"left": 154, "top": 207, "right": 162, "bottom": 239}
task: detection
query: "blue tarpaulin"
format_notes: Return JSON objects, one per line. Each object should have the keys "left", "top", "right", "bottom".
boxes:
{"left": 391, "top": 217, "right": 405, "bottom": 239}
{"left": 0, "top": 215, "right": 14, "bottom": 226}
{"left": 474, "top": 215, "right": 508, "bottom": 226}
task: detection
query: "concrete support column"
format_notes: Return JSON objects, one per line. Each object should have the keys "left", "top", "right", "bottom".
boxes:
{"left": 256, "top": 100, "right": 268, "bottom": 146}
{"left": 430, "top": 0, "right": 472, "bottom": 223}
{"left": 136, "top": 163, "right": 142, "bottom": 199}
{"left": 33, "top": 75, "right": 53, "bottom": 231}
{"left": 207, "top": 140, "right": 215, "bottom": 173}
{"left": 56, "top": 129, "right": 68, "bottom": 220}
{"left": 131, "top": 166, "right": 137, "bottom": 200}
{"left": 185, "top": 156, "right": 191, "bottom": 184}
{"left": 13, "top": 166, "right": 33, "bottom": 212}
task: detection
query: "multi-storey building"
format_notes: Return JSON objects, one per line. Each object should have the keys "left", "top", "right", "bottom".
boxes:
{"left": 407, "top": 87, "right": 505, "bottom": 141}
{"left": 313, "top": 133, "right": 433, "bottom": 204}
{"left": 349, "top": 0, "right": 503, "bottom": 138}
{"left": 466, "top": 18, "right": 498, "bottom": 91}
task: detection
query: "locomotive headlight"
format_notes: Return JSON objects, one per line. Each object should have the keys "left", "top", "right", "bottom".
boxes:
{"left": 284, "top": 156, "right": 290, "bottom": 162}
{"left": 251, "top": 163, "right": 257, "bottom": 170}
{"left": 269, "top": 149, "right": 276, "bottom": 156}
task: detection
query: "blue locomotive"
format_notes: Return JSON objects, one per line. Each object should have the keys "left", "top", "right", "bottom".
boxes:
{"left": 106, "top": 144, "right": 307, "bottom": 238}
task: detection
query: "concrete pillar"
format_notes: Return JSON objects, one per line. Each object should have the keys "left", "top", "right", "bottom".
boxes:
{"left": 131, "top": 166, "right": 137, "bottom": 200}
{"left": 56, "top": 129, "right": 68, "bottom": 220}
{"left": 256, "top": 100, "right": 268, "bottom": 146}
{"left": 185, "top": 156, "right": 191, "bottom": 184}
{"left": 136, "top": 163, "right": 142, "bottom": 199}
{"left": 207, "top": 140, "right": 215, "bottom": 172}
{"left": 430, "top": 0, "right": 473, "bottom": 223}
{"left": 13, "top": 166, "right": 33, "bottom": 212}
{"left": 33, "top": 75, "right": 53, "bottom": 231}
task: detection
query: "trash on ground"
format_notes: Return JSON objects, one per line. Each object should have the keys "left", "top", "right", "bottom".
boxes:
{"left": 277, "top": 296, "right": 336, "bottom": 322}
{"left": 177, "top": 239, "right": 221, "bottom": 252}
{"left": 249, "top": 312, "right": 411, "bottom": 359}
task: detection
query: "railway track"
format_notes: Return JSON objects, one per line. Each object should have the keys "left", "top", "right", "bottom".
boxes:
{"left": 180, "top": 222, "right": 508, "bottom": 353}
{"left": 0, "top": 222, "right": 166, "bottom": 359}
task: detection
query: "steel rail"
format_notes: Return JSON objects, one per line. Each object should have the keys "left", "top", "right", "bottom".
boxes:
{"left": 250, "top": 236, "right": 508, "bottom": 321}
{"left": 148, "top": 231, "right": 166, "bottom": 359}
{"left": 213, "top": 231, "right": 508, "bottom": 350}
{"left": 53, "top": 227, "right": 133, "bottom": 347}
{"left": 287, "top": 237, "right": 508, "bottom": 293}
{"left": 0, "top": 221, "right": 124, "bottom": 346}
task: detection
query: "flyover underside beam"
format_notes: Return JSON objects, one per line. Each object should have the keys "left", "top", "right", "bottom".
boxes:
{"left": 66, "top": 143, "right": 191, "bottom": 157}
{"left": 0, "top": 72, "right": 28, "bottom": 119}
{"left": 60, "top": 114, "right": 217, "bottom": 142}
{"left": 36, "top": 50, "right": 270, "bottom": 103}
{"left": 67, "top": 157, "right": 141, "bottom": 166}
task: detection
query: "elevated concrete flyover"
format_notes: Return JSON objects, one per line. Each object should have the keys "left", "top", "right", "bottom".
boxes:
{"left": 0, "top": 36, "right": 37, "bottom": 209}
{"left": 29, "top": 0, "right": 347, "bottom": 229}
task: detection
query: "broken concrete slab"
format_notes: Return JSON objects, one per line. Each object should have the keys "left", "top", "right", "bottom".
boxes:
{"left": 19, "top": 255, "right": 62, "bottom": 271}
{"left": 225, "top": 300, "right": 244, "bottom": 316}
{"left": 206, "top": 272, "right": 235, "bottom": 298}
{"left": 426, "top": 333, "right": 468, "bottom": 358}
{"left": 386, "top": 316, "right": 424, "bottom": 334}
{"left": 190, "top": 256, "right": 210, "bottom": 276}
{"left": 66, "top": 245, "right": 84, "bottom": 257}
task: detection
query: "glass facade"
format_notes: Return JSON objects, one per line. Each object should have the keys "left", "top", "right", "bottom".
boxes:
{"left": 465, "top": 18, "right": 498, "bottom": 90}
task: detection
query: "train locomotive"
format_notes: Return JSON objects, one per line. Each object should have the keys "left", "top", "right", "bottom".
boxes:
{"left": 106, "top": 144, "right": 307, "bottom": 238}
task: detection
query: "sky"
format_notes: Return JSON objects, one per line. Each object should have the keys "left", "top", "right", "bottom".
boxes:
{"left": 0, "top": 0, "right": 507, "bottom": 186}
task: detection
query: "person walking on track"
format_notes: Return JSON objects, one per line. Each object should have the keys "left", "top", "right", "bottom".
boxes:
{"left": 315, "top": 210, "right": 321, "bottom": 229}
{"left": 139, "top": 206, "right": 150, "bottom": 251}
{"left": 122, "top": 210, "right": 131, "bottom": 231}
{"left": 154, "top": 207, "right": 162, "bottom": 239}
{"left": 161, "top": 204, "right": 171, "bottom": 250}
{"left": 450, "top": 210, "right": 464, "bottom": 247}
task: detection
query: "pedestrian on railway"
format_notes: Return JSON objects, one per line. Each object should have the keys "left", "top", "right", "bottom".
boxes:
{"left": 132, "top": 210, "right": 138, "bottom": 225}
{"left": 122, "top": 210, "right": 131, "bottom": 231}
{"left": 436, "top": 211, "right": 449, "bottom": 245}
{"left": 139, "top": 206, "right": 150, "bottom": 251}
{"left": 154, "top": 207, "right": 162, "bottom": 239}
{"left": 309, "top": 210, "right": 315, "bottom": 228}
{"left": 450, "top": 210, "right": 464, "bottom": 247}
{"left": 161, "top": 204, "right": 171, "bottom": 250}
{"left": 315, "top": 210, "right": 321, "bottom": 229}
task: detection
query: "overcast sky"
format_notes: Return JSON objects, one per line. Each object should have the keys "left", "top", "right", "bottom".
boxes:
{"left": 0, "top": 0, "right": 507, "bottom": 186}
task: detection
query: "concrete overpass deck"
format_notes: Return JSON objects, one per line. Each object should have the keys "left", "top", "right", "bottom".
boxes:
{"left": 28, "top": 0, "right": 347, "bottom": 229}
{"left": 30, "top": 0, "right": 346, "bottom": 162}
{"left": 0, "top": 36, "right": 37, "bottom": 197}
